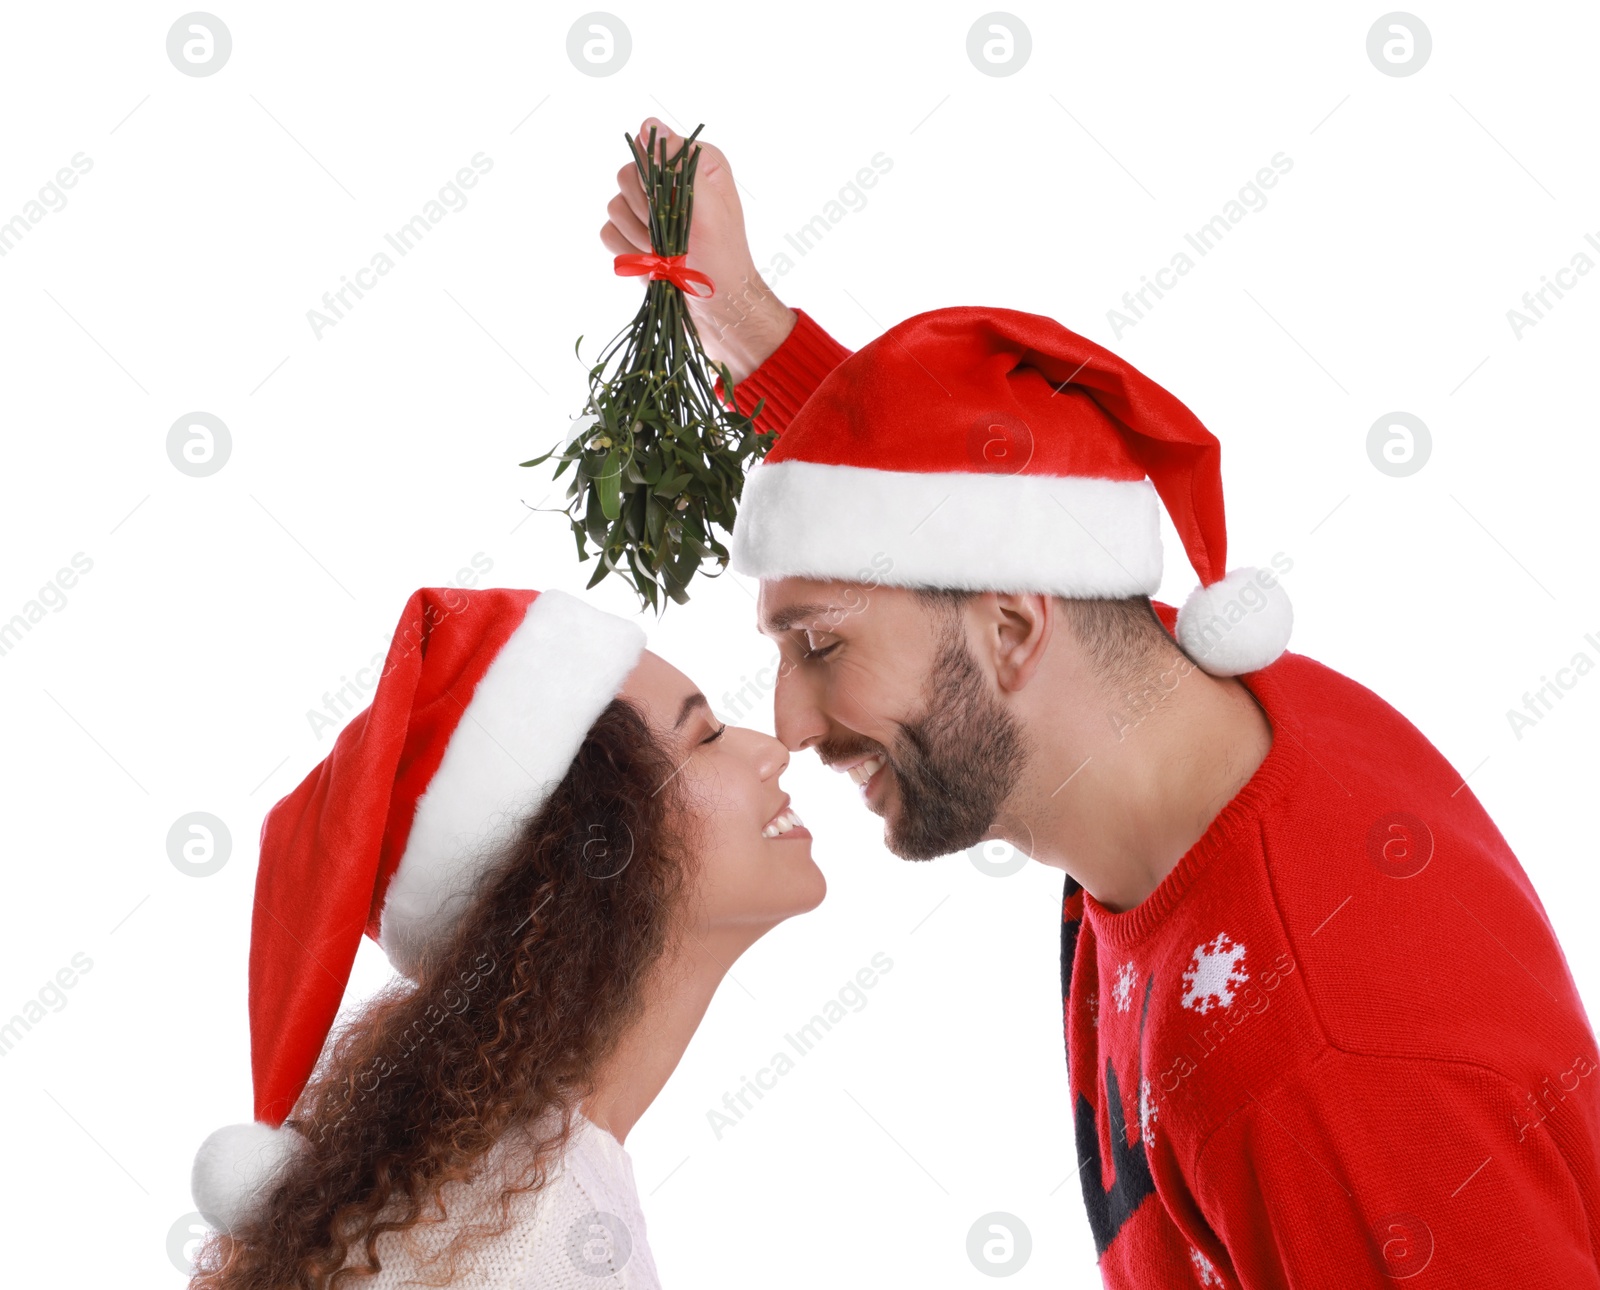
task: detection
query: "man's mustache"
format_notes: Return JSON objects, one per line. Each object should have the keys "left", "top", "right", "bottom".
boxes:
{"left": 816, "top": 737, "right": 891, "bottom": 771}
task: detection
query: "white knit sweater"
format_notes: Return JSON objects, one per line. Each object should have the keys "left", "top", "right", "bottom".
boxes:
{"left": 342, "top": 1111, "right": 663, "bottom": 1288}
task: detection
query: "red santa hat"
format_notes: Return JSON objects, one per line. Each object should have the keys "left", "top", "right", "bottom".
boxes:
{"left": 190, "top": 585, "right": 646, "bottom": 1234}
{"left": 729, "top": 306, "right": 1291, "bottom": 676}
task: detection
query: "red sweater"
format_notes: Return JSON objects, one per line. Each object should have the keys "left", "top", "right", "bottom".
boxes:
{"left": 721, "top": 310, "right": 1600, "bottom": 1288}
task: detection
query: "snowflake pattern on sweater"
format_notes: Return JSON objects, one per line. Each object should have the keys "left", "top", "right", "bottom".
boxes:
{"left": 1190, "top": 1245, "right": 1224, "bottom": 1286}
{"left": 1112, "top": 960, "right": 1139, "bottom": 1013}
{"left": 1180, "top": 934, "right": 1249, "bottom": 1015}
{"left": 1138, "top": 1074, "right": 1158, "bottom": 1144}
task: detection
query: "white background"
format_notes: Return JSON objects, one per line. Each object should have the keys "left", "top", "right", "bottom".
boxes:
{"left": 1, "top": 2, "right": 1596, "bottom": 1286}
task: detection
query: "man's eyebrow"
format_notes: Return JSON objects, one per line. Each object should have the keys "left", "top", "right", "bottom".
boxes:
{"left": 673, "top": 691, "right": 710, "bottom": 731}
{"left": 760, "top": 602, "right": 841, "bottom": 634}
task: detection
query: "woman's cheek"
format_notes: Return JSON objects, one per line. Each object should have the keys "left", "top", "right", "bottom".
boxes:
{"left": 689, "top": 756, "right": 753, "bottom": 850}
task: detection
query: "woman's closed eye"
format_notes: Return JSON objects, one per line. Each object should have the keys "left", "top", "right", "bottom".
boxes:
{"left": 701, "top": 723, "right": 727, "bottom": 746}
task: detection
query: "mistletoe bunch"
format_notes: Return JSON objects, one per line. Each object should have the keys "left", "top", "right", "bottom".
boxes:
{"left": 521, "top": 123, "right": 774, "bottom": 611}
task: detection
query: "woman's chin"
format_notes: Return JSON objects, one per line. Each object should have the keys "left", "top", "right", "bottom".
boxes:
{"left": 767, "top": 831, "right": 826, "bottom": 903}
{"left": 749, "top": 863, "right": 828, "bottom": 924}
{"left": 804, "top": 882, "right": 827, "bottom": 913}
{"left": 795, "top": 865, "right": 827, "bottom": 913}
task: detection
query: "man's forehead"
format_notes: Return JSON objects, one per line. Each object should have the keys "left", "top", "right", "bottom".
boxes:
{"left": 759, "top": 599, "right": 844, "bottom": 634}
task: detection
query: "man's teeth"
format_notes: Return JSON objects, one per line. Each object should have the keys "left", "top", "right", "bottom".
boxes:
{"left": 847, "top": 754, "right": 887, "bottom": 787}
{"left": 762, "top": 809, "right": 805, "bottom": 838}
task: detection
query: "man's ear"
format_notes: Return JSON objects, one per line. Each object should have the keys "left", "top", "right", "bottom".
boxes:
{"left": 983, "top": 592, "right": 1054, "bottom": 692}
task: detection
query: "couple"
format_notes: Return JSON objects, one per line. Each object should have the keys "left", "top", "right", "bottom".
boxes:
{"left": 189, "top": 122, "right": 1600, "bottom": 1289}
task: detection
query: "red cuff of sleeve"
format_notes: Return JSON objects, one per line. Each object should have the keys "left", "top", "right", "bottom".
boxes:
{"left": 714, "top": 308, "right": 853, "bottom": 435}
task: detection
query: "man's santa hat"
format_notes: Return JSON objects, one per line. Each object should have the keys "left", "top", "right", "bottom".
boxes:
{"left": 729, "top": 306, "right": 1291, "bottom": 676}
{"left": 189, "top": 586, "right": 645, "bottom": 1234}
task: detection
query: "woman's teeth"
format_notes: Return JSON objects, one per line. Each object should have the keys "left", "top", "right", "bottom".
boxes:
{"left": 848, "top": 754, "right": 887, "bottom": 787}
{"left": 762, "top": 808, "right": 804, "bottom": 839}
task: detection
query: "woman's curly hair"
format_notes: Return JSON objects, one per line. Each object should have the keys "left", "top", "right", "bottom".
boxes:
{"left": 188, "top": 694, "right": 701, "bottom": 1289}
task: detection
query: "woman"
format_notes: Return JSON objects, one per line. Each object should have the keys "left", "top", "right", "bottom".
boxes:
{"left": 187, "top": 584, "right": 822, "bottom": 1288}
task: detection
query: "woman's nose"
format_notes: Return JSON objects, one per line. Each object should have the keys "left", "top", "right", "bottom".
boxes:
{"left": 751, "top": 729, "right": 789, "bottom": 781}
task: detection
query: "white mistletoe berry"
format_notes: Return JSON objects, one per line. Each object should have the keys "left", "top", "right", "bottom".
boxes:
{"left": 1180, "top": 933, "right": 1249, "bottom": 1014}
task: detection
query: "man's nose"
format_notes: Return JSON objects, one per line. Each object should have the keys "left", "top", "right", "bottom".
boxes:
{"left": 772, "top": 661, "right": 827, "bottom": 753}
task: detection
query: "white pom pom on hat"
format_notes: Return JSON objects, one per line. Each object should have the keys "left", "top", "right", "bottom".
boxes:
{"left": 189, "top": 586, "right": 647, "bottom": 1233}
{"left": 192, "top": 1121, "right": 310, "bottom": 1234}
{"left": 1174, "top": 565, "right": 1294, "bottom": 678}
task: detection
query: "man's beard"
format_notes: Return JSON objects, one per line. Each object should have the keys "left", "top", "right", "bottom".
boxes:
{"left": 882, "top": 622, "right": 1028, "bottom": 861}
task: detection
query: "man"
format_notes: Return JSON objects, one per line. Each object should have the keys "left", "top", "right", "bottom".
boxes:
{"left": 602, "top": 121, "right": 1600, "bottom": 1288}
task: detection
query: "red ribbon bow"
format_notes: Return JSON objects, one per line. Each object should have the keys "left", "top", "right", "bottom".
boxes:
{"left": 613, "top": 252, "right": 715, "bottom": 299}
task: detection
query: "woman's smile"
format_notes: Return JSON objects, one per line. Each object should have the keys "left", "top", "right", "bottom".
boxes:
{"left": 761, "top": 794, "right": 809, "bottom": 839}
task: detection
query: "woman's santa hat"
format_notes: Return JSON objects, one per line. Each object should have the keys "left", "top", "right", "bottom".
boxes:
{"left": 729, "top": 305, "right": 1292, "bottom": 676}
{"left": 190, "top": 586, "right": 645, "bottom": 1234}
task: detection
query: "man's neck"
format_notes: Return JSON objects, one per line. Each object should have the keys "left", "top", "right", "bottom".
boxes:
{"left": 1011, "top": 650, "right": 1273, "bottom": 912}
